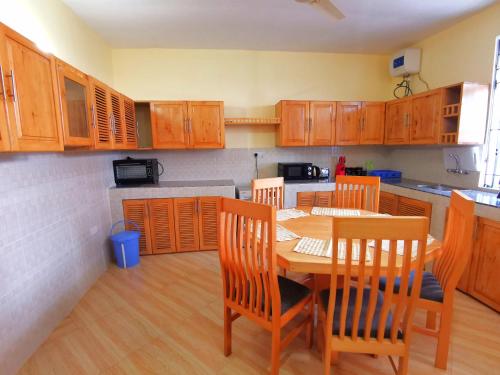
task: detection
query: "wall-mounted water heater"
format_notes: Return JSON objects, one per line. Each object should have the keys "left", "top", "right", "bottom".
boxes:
{"left": 389, "top": 48, "right": 421, "bottom": 77}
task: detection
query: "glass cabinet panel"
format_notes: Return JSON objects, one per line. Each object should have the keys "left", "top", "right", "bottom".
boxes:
{"left": 64, "top": 77, "right": 89, "bottom": 138}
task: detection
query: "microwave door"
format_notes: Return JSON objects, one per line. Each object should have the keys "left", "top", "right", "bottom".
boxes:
{"left": 287, "top": 165, "right": 305, "bottom": 179}
{"left": 116, "top": 163, "right": 148, "bottom": 180}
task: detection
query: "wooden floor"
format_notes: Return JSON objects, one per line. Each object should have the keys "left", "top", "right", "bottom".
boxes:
{"left": 19, "top": 252, "right": 500, "bottom": 375}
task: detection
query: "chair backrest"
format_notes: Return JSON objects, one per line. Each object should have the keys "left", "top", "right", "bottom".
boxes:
{"left": 251, "top": 177, "right": 284, "bottom": 209}
{"left": 326, "top": 216, "right": 428, "bottom": 346}
{"left": 335, "top": 176, "right": 381, "bottom": 212}
{"left": 218, "top": 198, "right": 280, "bottom": 323}
{"left": 433, "top": 190, "right": 475, "bottom": 295}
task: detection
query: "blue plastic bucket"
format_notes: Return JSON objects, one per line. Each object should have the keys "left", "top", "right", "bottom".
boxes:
{"left": 110, "top": 220, "right": 141, "bottom": 268}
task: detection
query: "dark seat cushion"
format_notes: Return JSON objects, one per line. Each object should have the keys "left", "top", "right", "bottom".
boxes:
{"left": 319, "top": 287, "right": 402, "bottom": 339}
{"left": 277, "top": 275, "right": 311, "bottom": 314}
{"left": 379, "top": 271, "right": 444, "bottom": 303}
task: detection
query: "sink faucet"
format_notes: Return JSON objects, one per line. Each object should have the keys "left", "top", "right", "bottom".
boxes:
{"left": 447, "top": 153, "right": 469, "bottom": 175}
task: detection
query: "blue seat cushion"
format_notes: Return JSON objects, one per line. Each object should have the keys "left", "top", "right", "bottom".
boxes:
{"left": 277, "top": 275, "right": 311, "bottom": 314}
{"left": 379, "top": 271, "right": 444, "bottom": 303}
{"left": 319, "top": 287, "right": 402, "bottom": 339}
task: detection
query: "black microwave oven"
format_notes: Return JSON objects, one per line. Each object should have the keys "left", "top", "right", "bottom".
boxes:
{"left": 113, "top": 157, "right": 161, "bottom": 186}
{"left": 278, "top": 162, "right": 321, "bottom": 181}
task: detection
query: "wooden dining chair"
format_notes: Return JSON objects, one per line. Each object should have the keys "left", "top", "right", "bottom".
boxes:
{"left": 218, "top": 198, "right": 313, "bottom": 374}
{"left": 379, "top": 190, "right": 475, "bottom": 369}
{"left": 318, "top": 215, "right": 429, "bottom": 375}
{"left": 252, "top": 177, "right": 284, "bottom": 209}
{"left": 335, "top": 175, "right": 381, "bottom": 212}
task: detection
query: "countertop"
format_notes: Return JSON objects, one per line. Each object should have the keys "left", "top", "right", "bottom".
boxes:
{"left": 110, "top": 179, "right": 235, "bottom": 189}
{"left": 382, "top": 178, "right": 500, "bottom": 208}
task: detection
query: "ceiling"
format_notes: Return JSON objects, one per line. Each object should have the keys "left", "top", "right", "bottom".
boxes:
{"left": 62, "top": 0, "right": 497, "bottom": 53}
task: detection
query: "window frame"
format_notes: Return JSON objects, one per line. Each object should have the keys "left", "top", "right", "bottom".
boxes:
{"left": 479, "top": 36, "right": 500, "bottom": 191}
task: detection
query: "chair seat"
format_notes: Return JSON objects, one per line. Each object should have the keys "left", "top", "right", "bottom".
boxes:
{"left": 319, "top": 287, "right": 402, "bottom": 339}
{"left": 277, "top": 276, "right": 311, "bottom": 314}
{"left": 379, "top": 271, "right": 444, "bottom": 303}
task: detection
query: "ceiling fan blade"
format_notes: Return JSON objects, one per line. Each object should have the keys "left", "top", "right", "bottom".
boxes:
{"left": 314, "top": 0, "right": 345, "bottom": 20}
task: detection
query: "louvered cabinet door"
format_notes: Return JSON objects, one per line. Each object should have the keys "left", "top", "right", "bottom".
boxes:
{"left": 198, "top": 197, "right": 220, "bottom": 250}
{"left": 379, "top": 191, "right": 398, "bottom": 215}
{"left": 123, "top": 96, "right": 138, "bottom": 149}
{"left": 174, "top": 198, "right": 200, "bottom": 252}
{"left": 297, "top": 192, "right": 315, "bottom": 207}
{"left": 123, "top": 199, "right": 152, "bottom": 255}
{"left": 315, "top": 192, "right": 333, "bottom": 207}
{"left": 110, "top": 91, "right": 125, "bottom": 149}
{"left": 90, "top": 79, "right": 112, "bottom": 149}
{"left": 148, "top": 199, "right": 176, "bottom": 254}
{"left": 397, "top": 196, "right": 432, "bottom": 230}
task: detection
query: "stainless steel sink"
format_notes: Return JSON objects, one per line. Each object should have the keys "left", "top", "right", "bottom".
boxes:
{"left": 417, "top": 184, "right": 454, "bottom": 192}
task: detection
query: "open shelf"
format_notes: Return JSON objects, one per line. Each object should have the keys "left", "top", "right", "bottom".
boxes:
{"left": 441, "top": 132, "right": 458, "bottom": 144}
{"left": 443, "top": 103, "right": 461, "bottom": 117}
{"left": 224, "top": 117, "right": 280, "bottom": 126}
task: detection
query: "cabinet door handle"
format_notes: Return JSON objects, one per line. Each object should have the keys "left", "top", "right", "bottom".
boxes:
{"left": 189, "top": 118, "right": 193, "bottom": 133}
{"left": 194, "top": 199, "right": 198, "bottom": 214}
{"left": 184, "top": 118, "right": 189, "bottom": 134}
{"left": 109, "top": 114, "right": 114, "bottom": 134}
{"left": 136, "top": 120, "right": 140, "bottom": 138}
{"left": 0, "top": 64, "right": 5, "bottom": 99}
{"left": 5, "top": 69, "right": 17, "bottom": 102}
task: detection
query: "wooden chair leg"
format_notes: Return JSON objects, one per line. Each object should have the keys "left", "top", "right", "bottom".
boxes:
{"left": 306, "top": 299, "right": 314, "bottom": 348}
{"left": 270, "top": 327, "right": 281, "bottom": 375}
{"left": 323, "top": 341, "right": 332, "bottom": 375}
{"left": 397, "top": 354, "right": 409, "bottom": 375}
{"left": 224, "top": 306, "right": 232, "bottom": 356}
{"left": 426, "top": 311, "right": 437, "bottom": 330}
{"left": 280, "top": 267, "right": 287, "bottom": 277}
{"left": 435, "top": 309, "right": 453, "bottom": 369}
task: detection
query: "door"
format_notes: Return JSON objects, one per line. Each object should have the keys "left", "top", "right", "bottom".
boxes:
{"left": 0, "top": 26, "right": 63, "bottom": 151}
{"left": 360, "top": 102, "right": 385, "bottom": 145}
{"left": 335, "top": 102, "right": 362, "bottom": 145}
{"left": 309, "top": 101, "right": 336, "bottom": 146}
{"left": 123, "top": 199, "right": 152, "bottom": 255}
{"left": 110, "top": 90, "right": 126, "bottom": 149}
{"left": 188, "top": 101, "right": 224, "bottom": 148}
{"left": 123, "top": 96, "right": 138, "bottom": 149}
{"left": 151, "top": 101, "right": 189, "bottom": 149}
{"left": 297, "top": 192, "right": 315, "bottom": 207}
{"left": 315, "top": 192, "right": 333, "bottom": 207}
{"left": 397, "top": 196, "right": 432, "bottom": 230}
{"left": 174, "top": 198, "right": 200, "bottom": 252}
{"left": 90, "top": 78, "right": 112, "bottom": 149}
{"left": 469, "top": 218, "right": 500, "bottom": 311}
{"left": 384, "top": 98, "right": 410, "bottom": 144}
{"left": 379, "top": 191, "right": 398, "bottom": 215}
{"left": 277, "top": 100, "right": 309, "bottom": 146}
{"left": 410, "top": 89, "right": 442, "bottom": 144}
{"left": 198, "top": 197, "right": 220, "bottom": 250}
{"left": 148, "top": 199, "right": 176, "bottom": 254}
{"left": 56, "top": 59, "right": 93, "bottom": 147}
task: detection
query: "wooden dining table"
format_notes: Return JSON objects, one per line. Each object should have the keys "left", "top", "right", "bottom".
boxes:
{"left": 276, "top": 207, "right": 442, "bottom": 275}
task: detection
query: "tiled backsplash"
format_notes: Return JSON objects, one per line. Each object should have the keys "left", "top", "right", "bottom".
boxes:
{"left": 122, "top": 146, "right": 393, "bottom": 186}
{"left": 0, "top": 152, "right": 115, "bottom": 375}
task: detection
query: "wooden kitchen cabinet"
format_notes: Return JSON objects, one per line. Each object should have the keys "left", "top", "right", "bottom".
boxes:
{"left": 198, "top": 197, "right": 221, "bottom": 250}
{"left": 410, "top": 89, "right": 442, "bottom": 144}
{"left": 359, "top": 102, "right": 385, "bottom": 144}
{"left": 151, "top": 101, "right": 224, "bottom": 149}
{"left": 297, "top": 191, "right": 333, "bottom": 207}
{"left": 90, "top": 78, "right": 112, "bottom": 149}
{"left": 123, "top": 96, "right": 138, "bottom": 149}
{"left": 335, "top": 101, "right": 362, "bottom": 145}
{"left": 0, "top": 24, "right": 63, "bottom": 151}
{"left": 123, "top": 199, "right": 153, "bottom": 255}
{"left": 56, "top": 59, "right": 93, "bottom": 147}
{"left": 309, "top": 101, "right": 336, "bottom": 146}
{"left": 379, "top": 191, "right": 399, "bottom": 215}
{"left": 384, "top": 98, "right": 411, "bottom": 144}
{"left": 464, "top": 217, "right": 500, "bottom": 311}
{"left": 148, "top": 199, "right": 177, "bottom": 254}
{"left": 276, "top": 100, "right": 310, "bottom": 146}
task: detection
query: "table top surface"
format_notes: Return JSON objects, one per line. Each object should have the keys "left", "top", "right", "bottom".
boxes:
{"left": 276, "top": 207, "right": 442, "bottom": 275}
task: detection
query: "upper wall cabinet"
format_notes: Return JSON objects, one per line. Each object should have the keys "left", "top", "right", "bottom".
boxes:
{"left": 151, "top": 101, "right": 224, "bottom": 149}
{"left": 410, "top": 89, "right": 442, "bottom": 144}
{"left": 335, "top": 101, "right": 385, "bottom": 145}
{"left": 384, "top": 97, "right": 411, "bottom": 145}
{"left": 0, "top": 24, "right": 63, "bottom": 151}
{"left": 276, "top": 100, "right": 336, "bottom": 146}
{"left": 89, "top": 77, "right": 137, "bottom": 150}
{"left": 56, "top": 59, "right": 93, "bottom": 148}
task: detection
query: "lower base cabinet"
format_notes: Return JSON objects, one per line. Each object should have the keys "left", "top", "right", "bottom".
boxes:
{"left": 379, "top": 192, "right": 432, "bottom": 228}
{"left": 123, "top": 196, "right": 220, "bottom": 255}
{"left": 297, "top": 191, "right": 333, "bottom": 207}
{"left": 458, "top": 217, "right": 500, "bottom": 311}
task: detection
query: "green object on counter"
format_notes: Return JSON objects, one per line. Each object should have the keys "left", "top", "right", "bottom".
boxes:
{"left": 365, "top": 160, "right": 374, "bottom": 171}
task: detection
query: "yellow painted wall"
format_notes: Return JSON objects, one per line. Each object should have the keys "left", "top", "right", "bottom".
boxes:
{"left": 112, "top": 49, "right": 393, "bottom": 148}
{"left": 0, "top": 0, "right": 113, "bottom": 85}
{"left": 404, "top": 3, "right": 500, "bottom": 93}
